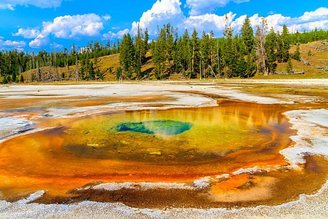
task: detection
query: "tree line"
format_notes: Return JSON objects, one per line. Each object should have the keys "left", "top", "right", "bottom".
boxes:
{"left": 0, "top": 41, "right": 120, "bottom": 83}
{"left": 1, "top": 17, "right": 328, "bottom": 83}
{"left": 118, "top": 18, "right": 328, "bottom": 80}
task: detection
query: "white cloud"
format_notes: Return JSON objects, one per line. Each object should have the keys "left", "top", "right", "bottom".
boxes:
{"left": 261, "top": 7, "right": 328, "bottom": 33}
{"left": 0, "top": 0, "right": 63, "bottom": 10}
{"left": 102, "top": 15, "right": 111, "bottom": 21}
{"left": 299, "top": 7, "right": 328, "bottom": 22}
{"left": 129, "top": 0, "right": 251, "bottom": 37}
{"left": 50, "top": 42, "right": 63, "bottom": 49}
{"left": 184, "top": 12, "right": 236, "bottom": 35}
{"left": 28, "top": 14, "right": 105, "bottom": 48}
{"left": 0, "top": 4, "right": 14, "bottom": 10}
{"left": 265, "top": 14, "right": 291, "bottom": 32}
{"left": 231, "top": 8, "right": 328, "bottom": 33}
{"left": 0, "top": 38, "right": 26, "bottom": 49}
{"left": 13, "top": 28, "right": 40, "bottom": 39}
{"left": 129, "top": 0, "right": 328, "bottom": 38}
{"left": 131, "top": 0, "right": 184, "bottom": 35}
{"left": 103, "top": 29, "right": 129, "bottom": 40}
{"left": 43, "top": 14, "right": 104, "bottom": 38}
{"left": 230, "top": 8, "right": 328, "bottom": 34}
{"left": 289, "top": 20, "right": 328, "bottom": 33}
{"left": 29, "top": 36, "right": 48, "bottom": 48}
{"left": 129, "top": 0, "right": 237, "bottom": 37}
{"left": 186, "top": 0, "right": 249, "bottom": 16}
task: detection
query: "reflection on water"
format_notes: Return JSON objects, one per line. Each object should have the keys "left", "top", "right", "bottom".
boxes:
{"left": 0, "top": 101, "right": 293, "bottom": 204}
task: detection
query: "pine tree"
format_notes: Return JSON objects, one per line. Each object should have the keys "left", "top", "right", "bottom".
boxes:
{"left": 217, "top": 45, "right": 224, "bottom": 77}
{"left": 12, "top": 72, "right": 17, "bottom": 82}
{"left": 200, "top": 32, "right": 211, "bottom": 78}
{"left": 88, "top": 62, "right": 95, "bottom": 80}
{"left": 190, "top": 29, "right": 200, "bottom": 78}
{"left": 115, "top": 67, "right": 123, "bottom": 81}
{"left": 244, "top": 54, "right": 257, "bottom": 78}
{"left": 286, "top": 58, "right": 293, "bottom": 73}
{"left": 80, "top": 56, "right": 88, "bottom": 80}
{"left": 153, "top": 26, "right": 167, "bottom": 79}
{"left": 233, "top": 37, "right": 247, "bottom": 78}
{"left": 166, "top": 24, "right": 175, "bottom": 66}
{"left": 144, "top": 29, "right": 149, "bottom": 51}
{"left": 134, "top": 25, "right": 145, "bottom": 79}
{"left": 276, "top": 33, "right": 283, "bottom": 63}
{"left": 223, "top": 24, "right": 235, "bottom": 78}
{"left": 240, "top": 16, "right": 257, "bottom": 78}
{"left": 281, "top": 25, "right": 291, "bottom": 62}
{"left": 172, "top": 30, "right": 180, "bottom": 73}
{"left": 120, "top": 33, "right": 135, "bottom": 79}
{"left": 241, "top": 16, "right": 255, "bottom": 55}
{"left": 181, "top": 30, "right": 191, "bottom": 74}
{"left": 208, "top": 31, "right": 216, "bottom": 67}
{"left": 265, "top": 27, "right": 277, "bottom": 74}
{"left": 293, "top": 44, "right": 301, "bottom": 61}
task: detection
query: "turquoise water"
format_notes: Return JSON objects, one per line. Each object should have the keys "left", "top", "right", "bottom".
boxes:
{"left": 116, "top": 120, "right": 192, "bottom": 135}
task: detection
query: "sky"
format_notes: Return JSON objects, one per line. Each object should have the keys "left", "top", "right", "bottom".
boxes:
{"left": 0, "top": 0, "right": 327, "bottom": 52}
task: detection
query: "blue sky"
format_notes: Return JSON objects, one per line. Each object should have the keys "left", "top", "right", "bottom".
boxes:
{"left": 0, "top": 0, "right": 327, "bottom": 51}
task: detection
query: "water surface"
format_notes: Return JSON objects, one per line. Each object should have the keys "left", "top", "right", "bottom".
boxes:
{"left": 0, "top": 100, "right": 295, "bottom": 205}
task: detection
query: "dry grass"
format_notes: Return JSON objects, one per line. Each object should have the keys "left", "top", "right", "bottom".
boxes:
{"left": 98, "top": 54, "right": 120, "bottom": 80}
{"left": 20, "top": 40, "right": 328, "bottom": 82}
{"left": 22, "top": 54, "right": 120, "bottom": 82}
{"left": 255, "top": 40, "right": 328, "bottom": 79}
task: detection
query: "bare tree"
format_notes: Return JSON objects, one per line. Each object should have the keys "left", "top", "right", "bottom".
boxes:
{"left": 255, "top": 18, "right": 269, "bottom": 75}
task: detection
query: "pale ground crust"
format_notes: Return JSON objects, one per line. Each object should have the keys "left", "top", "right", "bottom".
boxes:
{"left": 0, "top": 79, "right": 328, "bottom": 219}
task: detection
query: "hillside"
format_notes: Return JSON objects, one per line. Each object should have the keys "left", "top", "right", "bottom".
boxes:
{"left": 22, "top": 54, "right": 120, "bottom": 82}
{"left": 255, "top": 40, "right": 328, "bottom": 79}
{"left": 21, "top": 40, "right": 328, "bottom": 82}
